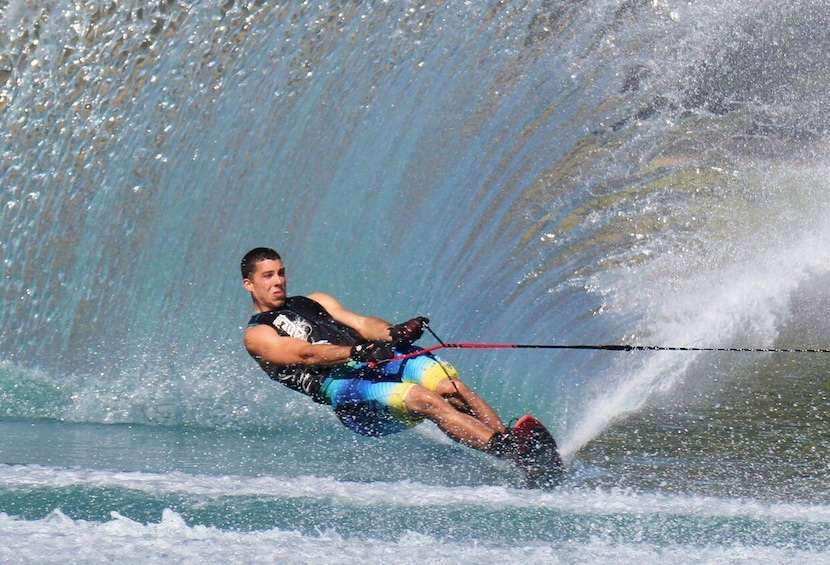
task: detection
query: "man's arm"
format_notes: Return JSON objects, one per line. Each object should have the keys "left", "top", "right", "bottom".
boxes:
{"left": 244, "top": 324, "right": 353, "bottom": 367}
{"left": 244, "top": 292, "right": 399, "bottom": 368}
{"left": 307, "top": 292, "right": 393, "bottom": 341}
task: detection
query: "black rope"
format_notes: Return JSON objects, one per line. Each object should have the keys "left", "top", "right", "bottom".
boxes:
{"left": 424, "top": 322, "right": 447, "bottom": 347}
{"left": 421, "top": 319, "right": 830, "bottom": 354}
{"left": 414, "top": 321, "right": 830, "bottom": 357}
{"left": 421, "top": 322, "right": 472, "bottom": 415}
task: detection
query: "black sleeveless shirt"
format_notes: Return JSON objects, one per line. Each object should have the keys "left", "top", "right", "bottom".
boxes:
{"left": 247, "top": 296, "right": 363, "bottom": 402}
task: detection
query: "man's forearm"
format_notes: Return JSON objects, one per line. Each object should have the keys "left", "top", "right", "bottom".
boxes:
{"left": 295, "top": 342, "right": 354, "bottom": 366}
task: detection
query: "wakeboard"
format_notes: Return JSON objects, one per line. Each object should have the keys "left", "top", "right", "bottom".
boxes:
{"left": 513, "top": 414, "right": 565, "bottom": 489}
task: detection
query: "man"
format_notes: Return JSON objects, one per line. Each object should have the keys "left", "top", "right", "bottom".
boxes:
{"left": 240, "top": 247, "right": 519, "bottom": 459}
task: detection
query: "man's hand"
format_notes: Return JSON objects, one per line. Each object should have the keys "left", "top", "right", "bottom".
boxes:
{"left": 389, "top": 316, "right": 429, "bottom": 345}
{"left": 350, "top": 341, "right": 395, "bottom": 364}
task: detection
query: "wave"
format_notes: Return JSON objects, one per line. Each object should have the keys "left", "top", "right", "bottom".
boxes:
{"left": 3, "top": 463, "right": 830, "bottom": 522}
{"left": 1, "top": 463, "right": 829, "bottom": 563}
{"left": 1, "top": 0, "right": 829, "bottom": 456}
{"left": 2, "top": 507, "right": 823, "bottom": 565}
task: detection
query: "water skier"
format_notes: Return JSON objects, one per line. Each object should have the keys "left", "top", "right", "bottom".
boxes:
{"left": 240, "top": 247, "right": 523, "bottom": 461}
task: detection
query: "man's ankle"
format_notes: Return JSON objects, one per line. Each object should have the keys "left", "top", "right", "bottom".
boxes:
{"left": 486, "top": 430, "right": 518, "bottom": 459}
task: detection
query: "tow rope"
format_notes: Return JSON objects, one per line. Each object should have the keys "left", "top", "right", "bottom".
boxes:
{"left": 383, "top": 341, "right": 830, "bottom": 365}
{"left": 374, "top": 322, "right": 830, "bottom": 367}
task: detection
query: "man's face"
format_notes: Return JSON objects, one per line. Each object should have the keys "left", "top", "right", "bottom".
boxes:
{"left": 243, "top": 258, "right": 287, "bottom": 311}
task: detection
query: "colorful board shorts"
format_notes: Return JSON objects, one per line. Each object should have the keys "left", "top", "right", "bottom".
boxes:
{"left": 319, "top": 345, "right": 458, "bottom": 437}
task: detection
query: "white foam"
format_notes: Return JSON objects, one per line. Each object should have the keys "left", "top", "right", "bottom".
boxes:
{"left": 2, "top": 464, "right": 829, "bottom": 524}
{"left": 564, "top": 208, "right": 830, "bottom": 456}
{"left": 0, "top": 508, "right": 827, "bottom": 565}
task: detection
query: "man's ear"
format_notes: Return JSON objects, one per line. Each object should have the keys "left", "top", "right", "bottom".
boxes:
{"left": 242, "top": 278, "right": 253, "bottom": 292}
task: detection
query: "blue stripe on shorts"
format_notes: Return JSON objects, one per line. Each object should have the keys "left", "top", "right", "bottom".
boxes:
{"left": 320, "top": 345, "right": 455, "bottom": 437}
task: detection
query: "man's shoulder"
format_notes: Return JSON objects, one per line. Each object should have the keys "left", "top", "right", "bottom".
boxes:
{"left": 304, "top": 292, "right": 333, "bottom": 304}
{"left": 243, "top": 321, "right": 281, "bottom": 355}
{"left": 303, "top": 292, "right": 343, "bottom": 314}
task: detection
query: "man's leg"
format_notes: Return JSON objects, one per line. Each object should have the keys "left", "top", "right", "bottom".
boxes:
{"left": 392, "top": 351, "right": 507, "bottom": 435}
{"left": 433, "top": 377, "right": 506, "bottom": 434}
{"left": 403, "top": 384, "right": 500, "bottom": 452}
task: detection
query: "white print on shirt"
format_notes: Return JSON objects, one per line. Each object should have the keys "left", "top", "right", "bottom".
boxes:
{"left": 272, "top": 314, "right": 313, "bottom": 341}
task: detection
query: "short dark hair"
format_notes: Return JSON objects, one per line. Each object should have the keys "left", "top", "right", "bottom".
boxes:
{"left": 241, "top": 247, "right": 281, "bottom": 279}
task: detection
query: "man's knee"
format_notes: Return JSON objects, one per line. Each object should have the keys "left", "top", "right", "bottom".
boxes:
{"left": 404, "top": 385, "right": 449, "bottom": 416}
{"left": 435, "top": 376, "right": 470, "bottom": 397}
